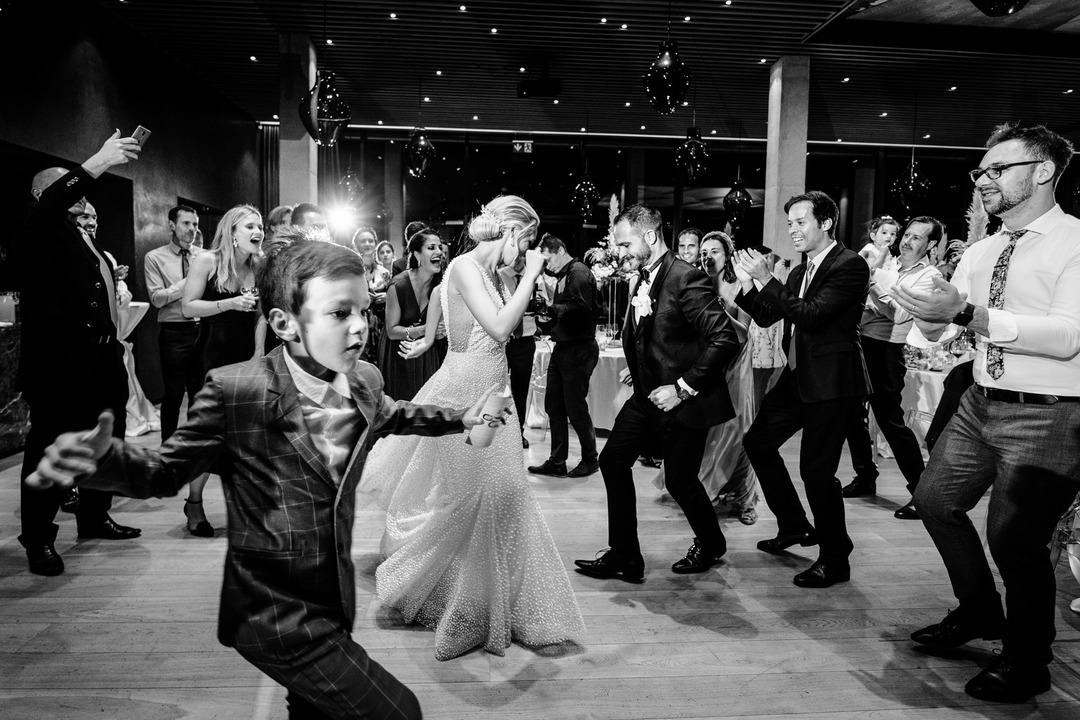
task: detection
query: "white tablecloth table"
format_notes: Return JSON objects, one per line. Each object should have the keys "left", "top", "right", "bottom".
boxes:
{"left": 871, "top": 367, "right": 947, "bottom": 459}
{"left": 525, "top": 341, "right": 631, "bottom": 431}
{"left": 118, "top": 301, "right": 161, "bottom": 438}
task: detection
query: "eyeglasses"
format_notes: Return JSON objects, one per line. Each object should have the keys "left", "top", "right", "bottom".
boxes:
{"left": 968, "top": 160, "right": 1042, "bottom": 184}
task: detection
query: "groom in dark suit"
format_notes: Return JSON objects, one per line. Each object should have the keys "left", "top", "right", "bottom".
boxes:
{"left": 734, "top": 190, "right": 871, "bottom": 588}
{"left": 575, "top": 204, "right": 740, "bottom": 581}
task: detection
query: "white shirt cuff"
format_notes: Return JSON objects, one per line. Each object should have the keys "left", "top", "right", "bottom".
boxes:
{"left": 986, "top": 308, "right": 1019, "bottom": 344}
{"left": 677, "top": 378, "right": 698, "bottom": 396}
{"left": 906, "top": 322, "right": 959, "bottom": 348}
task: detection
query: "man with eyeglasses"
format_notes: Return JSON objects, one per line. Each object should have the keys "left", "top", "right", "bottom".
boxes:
{"left": 895, "top": 123, "right": 1080, "bottom": 704}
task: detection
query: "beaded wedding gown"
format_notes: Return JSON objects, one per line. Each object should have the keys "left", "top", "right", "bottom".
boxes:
{"left": 360, "top": 256, "right": 585, "bottom": 661}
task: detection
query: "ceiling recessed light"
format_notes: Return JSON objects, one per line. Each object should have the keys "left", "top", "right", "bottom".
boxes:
{"left": 880, "top": 112, "right": 888, "bottom": 117}
{"left": 640, "top": 125, "right": 646, "bottom": 130}
{"left": 460, "top": 5, "right": 466, "bottom": 10}
{"left": 711, "top": 130, "right": 717, "bottom": 135}
{"left": 424, "top": 97, "right": 430, "bottom": 102}
{"left": 519, "top": 67, "right": 525, "bottom": 72}
{"left": 601, "top": 18, "right": 607, "bottom": 23}
{"left": 760, "top": 58, "right": 767, "bottom": 63}
{"left": 949, "top": 86, "right": 957, "bottom": 91}
{"left": 923, "top": 134, "right": 931, "bottom": 139}
{"left": 580, "top": 127, "right": 586, "bottom": 132}
{"left": 625, "top": 102, "right": 631, "bottom": 107}
{"left": 249, "top": 55, "right": 257, "bottom": 61}
{"left": 389, "top": 140, "right": 394, "bottom": 145}
{"left": 377, "top": 120, "right": 383, "bottom": 125}
{"left": 326, "top": 39, "right": 333, "bottom": 45}
{"left": 491, "top": 28, "right": 497, "bottom": 33}
{"left": 726, "top": 0, "right": 732, "bottom": 4}
{"left": 1066, "top": 89, "right": 1075, "bottom": 94}
{"left": 553, "top": 99, "right": 559, "bottom": 104}
{"left": 436, "top": 70, "right": 443, "bottom": 76}
{"left": 836, "top": 138, "right": 842, "bottom": 142}
{"left": 473, "top": 115, "right": 479, "bottom": 120}
{"left": 272, "top": 114, "right": 279, "bottom": 120}
{"left": 389, "top": 13, "right": 396, "bottom": 19}
{"left": 842, "top": 77, "right": 850, "bottom": 82}
{"left": 621, "top": 24, "right": 628, "bottom": 29}
{"left": 682, "top": 101, "right": 689, "bottom": 106}
{"left": 684, "top": 16, "right": 691, "bottom": 22}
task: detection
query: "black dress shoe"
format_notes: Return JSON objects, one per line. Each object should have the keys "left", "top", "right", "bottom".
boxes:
{"left": 910, "top": 607, "right": 1005, "bottom": 648}
{"left": 964, "top": 655, "right": 1051, "bottom": 703}
{"left": 756, "top": 530, "right": 817, "bottom": 554}
{"left": 77, "top": 516, "right": 142, "bottom": 540}
{"left": 638, "top": 455, "right": 662, "bottom": 469}
{"left": 894, "top": 501, "right": 920, "bottom": 520}
{"left": 60, "top": 488, "right": 80, "bottom": 514}
{"left": 527, "top": 459, "right": 567, "bottom": 477}
{"left": 793, "top": 560, "right": 850, "bottom": 588}
{"left": 26, "top": 543, "right": 64, "bottom": 576}
{"left": 521, "top": 436, "right": 530, "bottom": 449}
{"left": 671, "top": 539, "right": 726, "bottom": 574}
{"left": 567, "top": 460, "right": 600, "bottom": 478}
{"left": 574, "top": 549, "right": 645, "bottom": 582}
{"left": 840, "top": 476, "right": 877, "bottom": 498}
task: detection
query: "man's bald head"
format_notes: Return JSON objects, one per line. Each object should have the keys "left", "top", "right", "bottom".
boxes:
{"left": 31, "top": 167, "right": 67, "bottom": 200}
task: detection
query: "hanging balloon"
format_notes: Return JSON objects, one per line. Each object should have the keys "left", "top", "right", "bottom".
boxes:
{"left": 642, "top": 39, "right": 690, "bottom": 115}
{"left": 298, "top": 71, "right": 351, "bottom": 147}
{"left": 405, "top": 127, "right": 436, "bottom": 178}
{"left": 675, "top": 127, "right": 709, "bottom": 180}
{"left": 891, "top": 159, "right": 932, "bottom": 214}
{"left": 571, "top": 176, "right": 600, "bottom": 218}
{"left": 724, "top": 181, "right": 753, "bottom": 217}
{"left": 338, "top": 166, "right": 363, "bottom": 209}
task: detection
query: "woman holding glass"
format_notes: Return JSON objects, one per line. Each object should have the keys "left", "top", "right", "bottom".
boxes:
{"left": 379, "top": 227, "right": 447, "bottom": 399}
{"left": 178, "top": 204, "right": 263, "bottom": 536}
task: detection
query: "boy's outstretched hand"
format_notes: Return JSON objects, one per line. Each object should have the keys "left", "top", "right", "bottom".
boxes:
{"left": 26, "top": 411, "right": 115, "bottom": 490}
{"left": 462, "top": 384, "right": 510, "bottom": 428}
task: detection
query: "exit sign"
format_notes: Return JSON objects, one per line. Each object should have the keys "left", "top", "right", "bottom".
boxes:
{"left": 511, "top": 140, "right": 533, "bottom": 154}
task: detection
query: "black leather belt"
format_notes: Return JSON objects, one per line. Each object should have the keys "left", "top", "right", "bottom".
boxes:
{"left": 976, "top": 385, "right": 1080, "bottom": 404}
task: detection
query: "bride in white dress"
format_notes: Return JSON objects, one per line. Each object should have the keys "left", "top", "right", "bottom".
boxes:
{"left": 360, "top": 195, "right": 586, "bottom": 661}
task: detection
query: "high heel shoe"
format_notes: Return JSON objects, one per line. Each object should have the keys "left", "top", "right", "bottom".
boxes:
{"left": 183, "top": 499, "right": 215, "bottom": 538}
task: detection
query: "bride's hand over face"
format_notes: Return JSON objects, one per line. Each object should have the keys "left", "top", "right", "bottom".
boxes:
{"left": 523, "top": 248, "right": 546, "bottom": 278}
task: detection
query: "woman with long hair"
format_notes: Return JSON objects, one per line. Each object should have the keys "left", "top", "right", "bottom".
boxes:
{"left": 178, "top": 204, "right": 263, "bottom": 536}
{"left": 652, "top": 230, "right": 760, "bottom": 524}
{"left": 361, "top": 195, "right": 585, "bottom": 661}
{"left": 375, "top": 239, "right": 396, "bottom": 274}
{"left": 378, "top": 227, "right": 447, "bottom": 399}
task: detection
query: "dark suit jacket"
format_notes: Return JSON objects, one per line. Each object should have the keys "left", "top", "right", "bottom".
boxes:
{"left": 14, "top": 166, "right": 122, "bottom": 394}
{"left": 622, "top": 251, "right": 741, "bottom": 429}
{"left": 81, "top": 347, "right": 466, "bottom": 651}
{"left": 735, "top": 243, "right": 871, "bottom": 403}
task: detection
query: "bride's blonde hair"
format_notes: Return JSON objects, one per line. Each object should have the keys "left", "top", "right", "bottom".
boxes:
{"left": 468, "top": 195, "right": 539, "bottom": 244}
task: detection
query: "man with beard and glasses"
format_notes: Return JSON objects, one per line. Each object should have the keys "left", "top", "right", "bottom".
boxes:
{"left": 895, "top": 123, "right": 1080, "bottom": 704}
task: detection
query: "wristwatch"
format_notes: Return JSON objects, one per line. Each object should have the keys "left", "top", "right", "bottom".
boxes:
{"left": 675, "top": 384, "right": 692, "bottom": 402}
{"left": 952, "top": 302, "right": 975, "bottom": 326}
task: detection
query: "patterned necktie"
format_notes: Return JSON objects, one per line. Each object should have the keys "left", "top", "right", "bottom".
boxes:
{"left": 788, "top": 260, "right": 815, "bottom": 370}
{"left": 180, "top": 248, "right": 190, "bottom": 278}
{"left": 985, "top": 229, "right": 1028, "bottom": 380}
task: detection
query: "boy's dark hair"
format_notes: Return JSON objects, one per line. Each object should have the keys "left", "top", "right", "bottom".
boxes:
{"left": 168, "top": 205, "right": 197, "bottom": 224}
{"left": 615, "top": 204, "right": 664, "bottom": 243}
{"left": 538, "top": 233, "right": 567, "bottom": 254}
{"left": 784, "top": 191, "right": 839, "bottom": 236}
{"left": 986, "top": 122, "right": 1074, "bottom": 181}
{"left": 256, "top": 228, "right": 366, "bottom": 320}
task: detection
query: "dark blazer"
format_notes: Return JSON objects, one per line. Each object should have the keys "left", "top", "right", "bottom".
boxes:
{"left": 735, "top": 243, "right": 871, "bottom": 403}
{"left": 81, "top": 347, "right": 466, "bottom": 651}
{"left": 622, "top": 251, "right": 741, "bottom": 429}
{"left": 14, "top": 166, "right": 121, "bottom": 393}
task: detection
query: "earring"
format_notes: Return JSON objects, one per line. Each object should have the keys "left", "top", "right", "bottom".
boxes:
{"left": 233, "top": 239, "right": 239, "bottom": 248}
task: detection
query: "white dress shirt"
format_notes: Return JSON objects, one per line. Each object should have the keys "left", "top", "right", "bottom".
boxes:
{"left": 908, "top": 204, "right": 1080, "bottom": 395}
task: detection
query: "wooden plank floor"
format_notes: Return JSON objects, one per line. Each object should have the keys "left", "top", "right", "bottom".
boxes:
{"left": 2, "top": 424, "right": 1079, "bottom": 719}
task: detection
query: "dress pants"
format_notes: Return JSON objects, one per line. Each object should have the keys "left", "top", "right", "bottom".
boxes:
{"left": 743, "top": 369, "right": 858, "bottom": 563}
{"left": 915, "top": 388, "right": 1080, "bottom": 665}
{"left": 546, "top": 339, "right": 599, "bottom": 464}
{"left": 924, "top": 360, "right": 974, "bottom": 453}
{"left": 845, "top": 336, "right": 925, "bottom": 493}
{"left": 158, "top": 322, "right": 204, "bottom": 440}
{"left": 599, "top": 394, "right": 725, "bottom": 557}
{"left": 504, "top": 334, "right": 536, "bottom": 434}
{"left": 19, "top": 341, "right": 128, "bottom": 546}
{"left": 236, "top": 628, "right": 421, "bottom": 720}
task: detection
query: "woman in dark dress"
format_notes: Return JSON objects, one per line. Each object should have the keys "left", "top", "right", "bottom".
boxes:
{"left": 178, "top": 204, "right": 263, "bottom": 536}
{"left": 379, "top": 227, "right": 447, "bottom": 400}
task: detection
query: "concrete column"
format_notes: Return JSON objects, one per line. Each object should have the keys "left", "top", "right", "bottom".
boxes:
{"left": 278, "top": 34, "right": 318, "bottom": 205}
{"left": 852, "top": 166, "right": 877, "bottom": 249}
{"left": 763, "top": 56, "right": 809, "bottom": 261}
{"left": 384, "top": 140, "right": 404, "bottom": 250}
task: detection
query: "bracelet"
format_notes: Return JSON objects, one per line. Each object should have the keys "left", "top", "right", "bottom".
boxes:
{"left": 216, "top": 300, "right": 221, "bottom": 312}
{"left": 405, "top": 327, "right": 413, "bottom": 342}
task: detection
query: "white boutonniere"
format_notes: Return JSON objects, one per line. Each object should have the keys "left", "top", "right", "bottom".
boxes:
{"left": 631, "top": 280, "right": 653, "bottom": 322}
